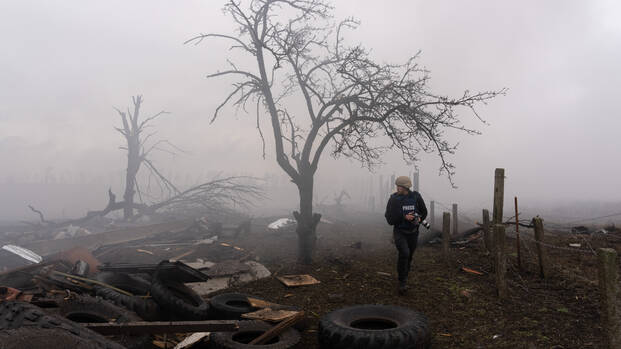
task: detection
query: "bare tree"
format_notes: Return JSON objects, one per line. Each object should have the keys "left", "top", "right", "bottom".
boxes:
{"left": 114, "top": 95, "right": 178, "bottom": 219}
{"left": 27, "top": 97, "right": 264, "bottom": 228}
{"left": 187, "top": 0, "right": 505, "bottom": 263}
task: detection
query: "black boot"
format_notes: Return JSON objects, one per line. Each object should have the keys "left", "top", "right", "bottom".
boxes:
{"left": 398, "top": 281, "right": 408, "bottom": 296}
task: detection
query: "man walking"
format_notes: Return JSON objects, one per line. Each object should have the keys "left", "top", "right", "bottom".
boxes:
{"left": 385, "top": 176, "right": 427, "bottom": 295}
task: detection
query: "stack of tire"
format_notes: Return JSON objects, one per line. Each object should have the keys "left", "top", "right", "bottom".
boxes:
{"left": 93, "top": 272, "right": 304, "bottom": 348}
{"left": 208, "top": 293, "right": 301, "bottom": 349}
{"left": 94, "top": 270, "right": 210, "bottom": 321}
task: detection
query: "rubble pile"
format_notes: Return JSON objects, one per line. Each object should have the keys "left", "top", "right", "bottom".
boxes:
{"left": 0, "top": 218, "right": 303, "bottom": 348}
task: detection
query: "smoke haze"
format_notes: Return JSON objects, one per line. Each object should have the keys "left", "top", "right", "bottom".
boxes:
{"left": 1, "top": 1, "right": 620, "bottom": 222}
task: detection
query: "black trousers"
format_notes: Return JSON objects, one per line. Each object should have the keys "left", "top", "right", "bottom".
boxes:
{"left": 394, "top": 230, "right": 419, "bottom": 284}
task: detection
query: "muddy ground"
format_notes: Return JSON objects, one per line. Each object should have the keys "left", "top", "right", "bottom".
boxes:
{"left": 97, "top": 213, "right": 619, "bottom": 348}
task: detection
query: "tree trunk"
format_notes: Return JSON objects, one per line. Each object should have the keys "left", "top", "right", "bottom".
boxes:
{"left": 123, "top": 137, "right": 140, "bottom": 220}
{"left": 293, "top": 174, "right": 321, "bottom": 264}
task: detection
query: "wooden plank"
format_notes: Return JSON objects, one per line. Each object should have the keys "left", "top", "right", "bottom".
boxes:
{"left": 242, "top": 309, "right": 300, "bottom": 322}
{"left": 276, "top": 274, "right": 320, "bottom": 287}
{"left": 248, "top": 312, "right": 305, "bottom": 345}
{"left": 85, "top": 320, "right": 238, "bottom": 335}
{"left": 247, "top": 297, "right": 282, "bottom": 309}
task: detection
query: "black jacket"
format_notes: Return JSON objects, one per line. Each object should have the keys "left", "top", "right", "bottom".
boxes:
{"left": 385, "top": 190, "right": 427, "bottom": 233}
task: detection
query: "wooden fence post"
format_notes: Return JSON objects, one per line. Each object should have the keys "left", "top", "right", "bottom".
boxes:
{"left": 443, "top": 212, "right": 451, "bottom": 263}
{"left": 514, "top": 196, "right": 522, "bottom": 272}
{"left": 532, "top": 217, "right": 548, "bottom": 278}
{"left": 495, "top": 224, "right": 507, "bottom": 299}
{"left": 482, "top": 209, "right": 491, "bottom": 252}
{"left": 492, "top": 168, "right": 505, "bottom": 225}
{"left": 430, "top": 201, "right": 435, "bottom": 231}
{"left": 491, "top": 168, "right": 505, "bottom": 254}
{"left": 597, "top": 248, "right": 620, "bottom": 348}
{"left": 452, "top": 203, "right": 458, "bottom": 236}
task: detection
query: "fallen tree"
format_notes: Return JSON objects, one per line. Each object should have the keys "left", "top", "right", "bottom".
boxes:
{"left": 26, "top": 95, "right": 264, "bottom": 230}
{"left": 27, "top": 176, "right": 263, "bottom": 230}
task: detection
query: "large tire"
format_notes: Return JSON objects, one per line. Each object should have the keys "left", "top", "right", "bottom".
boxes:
{"left": 0, "top": 327, "right": 118, "bottom": 349}
{"left": 210, "top": 320, "right": 300, "bottom": 349}
{"left": 209, "top": 293, "right": 259, "bottom": 320}
{"left": 318, "top": 305, "right": 431, "bottom": 349}
{"left": 208, "top": 294, "right": 308, "bottom": 331}
{"left": 94, "top": 286, "right": 161, "bottom": 321}
{"left": 150, "top": 276, "right": 209, "bottom": 320}
{"left": 0, "top": 301, "right": 126, "bottom": 349}
{"left": 95, "top": 272, "right": 151, "bottom": 295}
{"left": 54, "top": 295, "right": 151, "bottom": 349}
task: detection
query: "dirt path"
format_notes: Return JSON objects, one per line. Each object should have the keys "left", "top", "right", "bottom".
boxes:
{"left": 219, "top": 216, "right": 613, "bottom": 348}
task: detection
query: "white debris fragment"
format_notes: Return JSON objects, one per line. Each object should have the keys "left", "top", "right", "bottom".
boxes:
{"left": 54, "top": 225, "right": 92, "bottom": 240}
{"left": 186, "top": 260, "right": 271, "bottom": 296}
{"left": 194, "top": 236, "right": 218, "bottom": 245}
{"left": 268, "top": 218, "right": 296, "bottom": 230}
{"left": 54, "top": 231, "right": 68, "bottom": 240}
{"left": 1, "top": 245, "right": 43, "bottom": 264}
{"left": 568, "top": 243, "right": 581, "bottom": 248}
{"left": 184, "top": 259, "right": 216, "bottom": 271}
{"left": 173, "top": 332, "right": 210, "bottom": 349}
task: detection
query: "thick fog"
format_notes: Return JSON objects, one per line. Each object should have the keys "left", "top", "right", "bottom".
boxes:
{"left": 1, "top": 1, "right": 620, "bottom": 223}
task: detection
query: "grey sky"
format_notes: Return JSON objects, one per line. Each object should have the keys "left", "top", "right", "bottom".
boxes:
{"left": 1, "top": 1, "right": 620, "bottom": 220}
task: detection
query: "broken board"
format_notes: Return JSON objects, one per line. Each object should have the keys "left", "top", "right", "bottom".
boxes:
{"left": 276, "top": 274, "right": 320, "bottom": 287}
{"left": 242, "top": 308, "right": 301, "bottom": 322}
{"left": 247, "top": 297, "right": 282, "bottom": 309}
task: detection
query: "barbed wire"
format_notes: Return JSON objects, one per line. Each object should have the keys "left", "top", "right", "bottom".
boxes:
{"left": 416, "top": 189, "right": 619, "bottom": 237}
{"left": 518, "top": 235, "right": 596, "bottom": 255}
{"left": 563, "top": 212, "right": 621, "bottom": 225}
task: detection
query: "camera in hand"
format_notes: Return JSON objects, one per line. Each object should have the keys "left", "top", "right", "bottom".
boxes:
{"left": 413, "top": 213, "right": 431, "bottom": 229}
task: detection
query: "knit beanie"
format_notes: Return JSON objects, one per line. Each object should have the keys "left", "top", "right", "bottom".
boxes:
{"left": 395, "top": 176, "right": 412, "bottom": 189}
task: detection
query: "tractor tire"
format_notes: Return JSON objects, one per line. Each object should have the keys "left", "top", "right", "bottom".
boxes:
{"left": 318, "top": 304, "right": 431, "bottom": 349}
{"left": 0, "top": 327, "right": 118, "bottom": 349}
{"left": 95, "top": 272, "right": 151, "bottom": 295}
{"left": 94, "top": 285, "right": 161, "bottom": 321}
{"left": 210, "top": 320, "right": 300, "bottom": 349}
{"left": 150, "top": 276, "right": 209, "bottom": 320}
{"left": 54, "top": 295, "right": 151, "bottom": 349}
{"left": 209, "top": 293, "right": 259, "bottom": 320}
{"left": 0, "top": 301, "right": 125, "bottom": 349}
